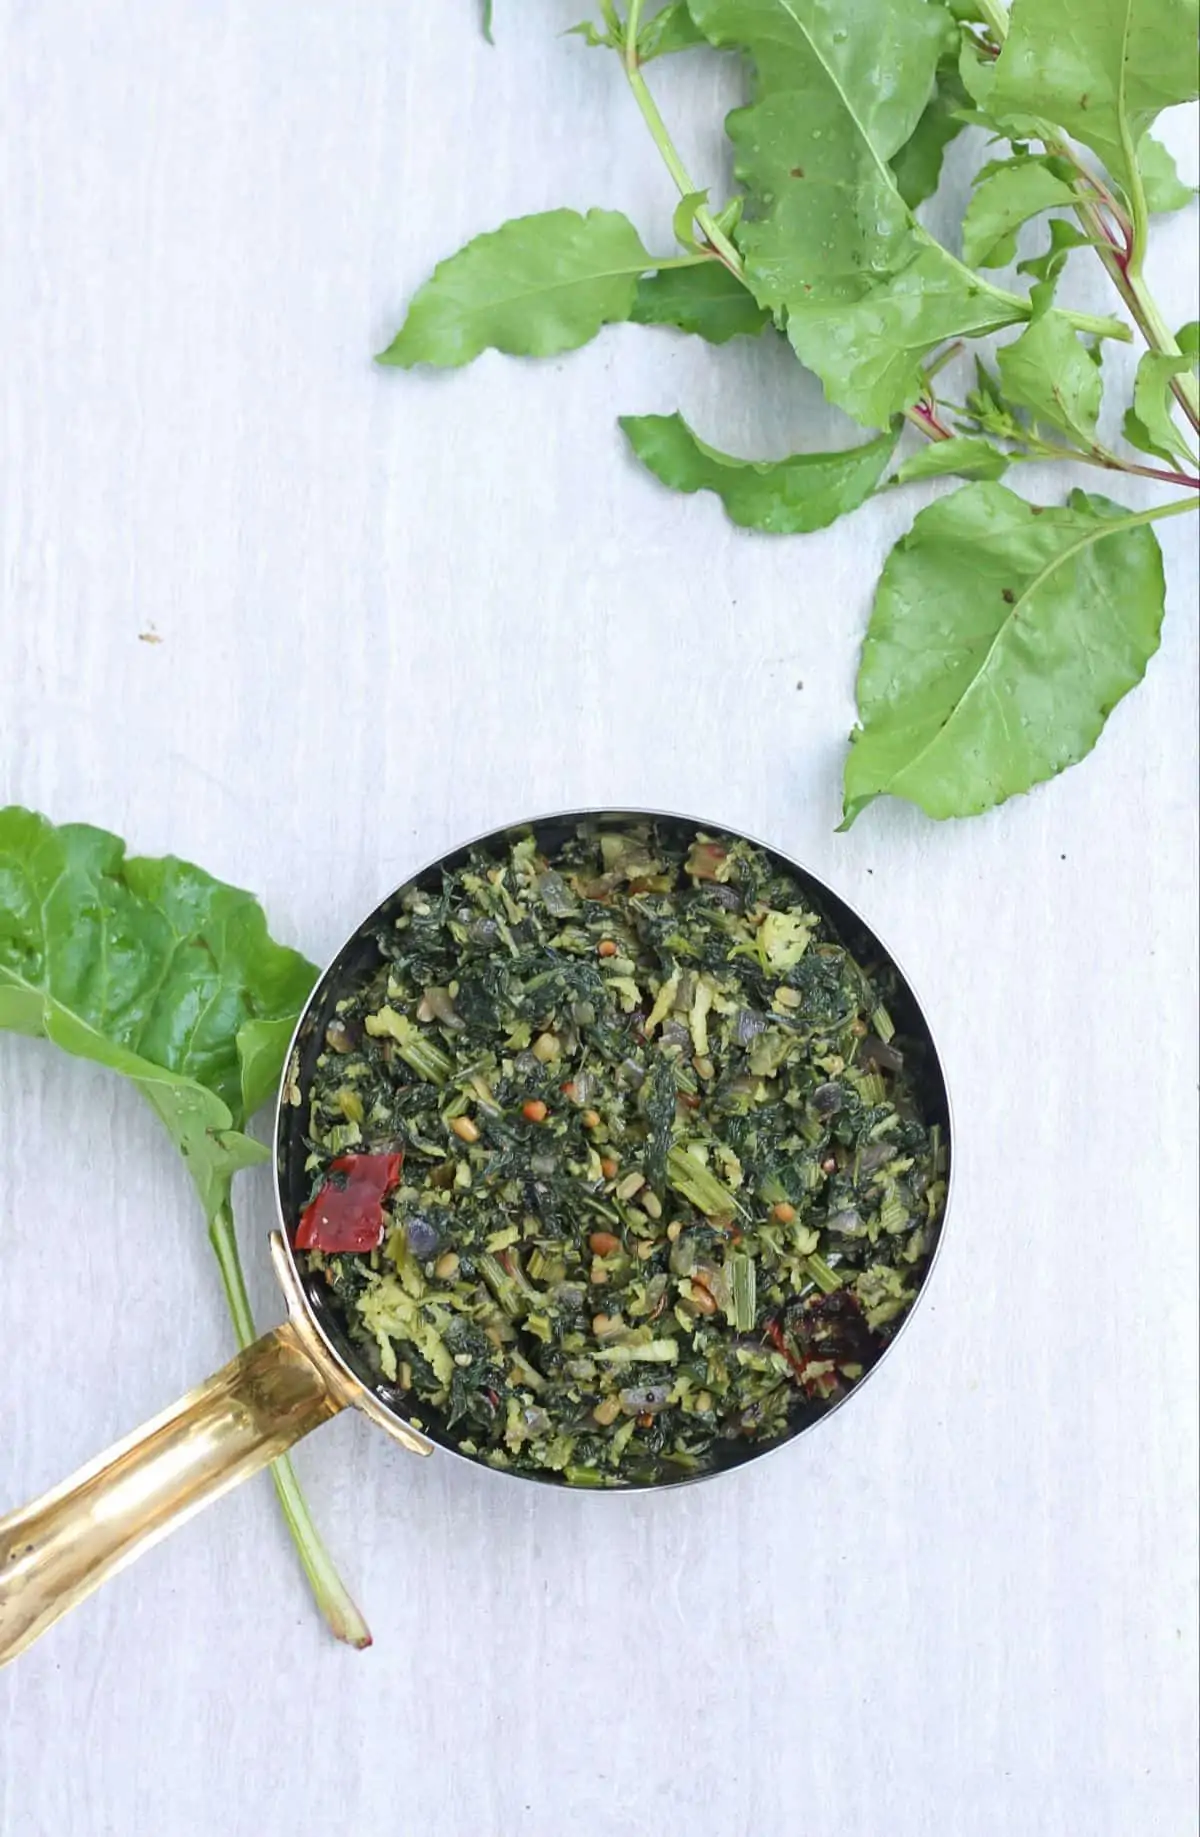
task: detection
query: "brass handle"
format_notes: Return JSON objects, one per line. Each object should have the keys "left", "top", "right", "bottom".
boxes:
{"left": 0, "top": 1318, "right": 342, "bottom": 1667}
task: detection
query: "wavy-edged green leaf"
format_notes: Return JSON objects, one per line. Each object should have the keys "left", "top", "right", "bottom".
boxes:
{"left": 378, "top": 209, "right": 653, "bottom": 368}
{"left": 712, "top": 195, "right": 746, "bottom": 239}
{"left": 567, "top": 18, "right": 617, "bottom": 48}
{"left": 1016, "top": 218, "right": 1095, "bottom": 289}
{"left": 0, "top": 809, "right": 318, "bottom": 1220}
{"left": 238, "top": 1015, "right": 305, "bottom": 1118}
{"left": 686, "top": 0, "right": 947, "bottom": 305}
{"left": 640, "top": 0, "right": 708, "bottom": 57}
{"left": 620, "top": 411, "right": 897, "bottom": 531}
{"left": 1020, "top": 220, "right": 1109, "bottom": 317}
{"left": 889, "top": 53, "right": 971, "bottom": 210}
{"left": 1123, "top": 350, "right": 1199, "bottom": 463}
{"left": 1138, "top": 131, "right": 1197, "bottom": 212}
{"left": 785, "top": 246, "right": 1027, "bottom": 427}
{"left": 962, "top": 159, "right": 1079, "bottom": 268}
{"left": 1179, "top": 321, "right": 1200, "bottom": 359}
{"left": 965, "top": 355, "right": 1026, "bottom": 441}
{"left": 990, "top": 0, "right": 1200, "bottom": 206}
{"left": 842, "top": 484, "right": 1168, "bottom": 824}
{"left": 0, "top": 807, "right": 370, "bottom": 1644}
{"left": 957, "top": 36, "right": 1045, "bottom": 144}
{"left": 673, "top": 190, "right": 711, "bottom": 250}
{"left": 684, "top": 1, "right": 1034, "bottom": 422}
{"left": 631, "top": 262, "right": 771, "bottom": 342}
{"left": 996, "top": 312, "right": 1103, "bottom": 444}
{"left": 958, "top": 32, "right": 996, "bottom": 108}
{"left": 891, "top": 435, "right": 1011, "bottom": 483}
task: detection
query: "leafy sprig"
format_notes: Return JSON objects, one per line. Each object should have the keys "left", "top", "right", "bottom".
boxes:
{"left": 0, "top": 809, "right": 370, "bottom": 1647}
{"left": 395, "top": 0, "right": 1199, "bottom": 824}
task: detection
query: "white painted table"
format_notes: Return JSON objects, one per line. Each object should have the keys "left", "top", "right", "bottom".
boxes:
{"left": 2, "top": 6, "right": 1197, "bottom": 1834}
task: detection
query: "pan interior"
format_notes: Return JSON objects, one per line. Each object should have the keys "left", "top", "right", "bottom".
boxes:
{"left": 275, "top": 811, "right": 951, "bottom": 1489}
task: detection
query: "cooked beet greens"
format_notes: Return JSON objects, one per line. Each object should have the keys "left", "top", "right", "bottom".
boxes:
{"left": 299, "top": 826, "right": 946, "bottom": 1486}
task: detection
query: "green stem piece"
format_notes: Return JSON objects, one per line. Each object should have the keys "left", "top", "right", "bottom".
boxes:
{"left": 924, "top": 340, "right": 966, "bottom": 382}
{"left": 905, "top": 401, "right": 955, "bottom": 442}
{"left": 208, "top": 1204, "right": 372, "bottom": 1649}
{"left": 652, "top": 252, "right": 725, "bottom": 271}
{"left": 1114, "top": 493, "right": 1200, "bottom": 528}
{"left": 1070, "top": 189, "right": 1200, "bottom": 431}
{"left": 1033, "top": 437, "right": 1200, "bottom": 490}
{"left": 1056, "top": 308, "right": 1131, "bottom": 341}
{"left": 621, "top": 2, "right": 745, "bottom": 274}
{"left": 1122, "top": 266, "right": 1200, "bottom": 426}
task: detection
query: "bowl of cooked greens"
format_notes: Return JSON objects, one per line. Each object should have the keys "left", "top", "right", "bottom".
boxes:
{"left": 280, "top": 811, "right": 951, "bottom": 1489}
{"left": 0, "top": 810, "right": 950, "bottom": 1666}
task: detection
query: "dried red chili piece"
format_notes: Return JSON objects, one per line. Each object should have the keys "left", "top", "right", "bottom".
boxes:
{"left": 766, "top": 1318, "right": 808, "bottom": 1383}
{"left": 295, "top": 1152, "right": 404, "bottom": 1253}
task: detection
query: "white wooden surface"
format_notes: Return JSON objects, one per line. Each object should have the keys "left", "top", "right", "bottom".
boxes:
{"left": 1, "top": 6, "right": 1197, "bottom": 1834}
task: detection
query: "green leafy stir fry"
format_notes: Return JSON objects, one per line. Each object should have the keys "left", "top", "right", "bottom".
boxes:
{"left": 299, "top": 827, "right": 946, "bottom": 1486}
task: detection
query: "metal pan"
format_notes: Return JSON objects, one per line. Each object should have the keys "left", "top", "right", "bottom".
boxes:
{"left": 0, "top": 809, "right": 953, "bottom": 1666}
